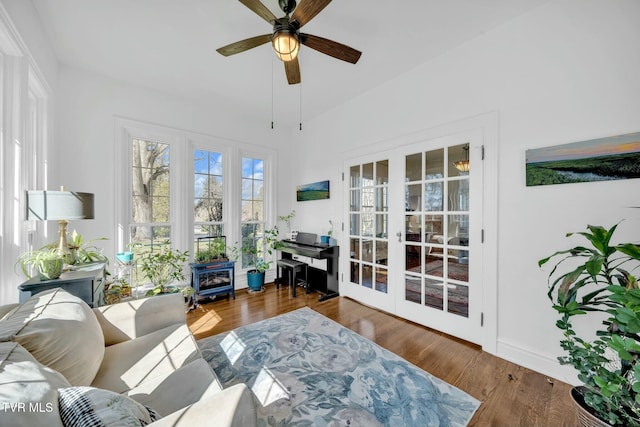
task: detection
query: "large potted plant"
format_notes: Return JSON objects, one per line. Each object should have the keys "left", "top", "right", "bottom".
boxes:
{"left": 232, "top": 226, "right": 281, "bottom": 292}
{"left": 540, "top": 224, "right": 640, "bottom": 426}
{"left": 134, "top": 244, "right": 194, "bottom": 299}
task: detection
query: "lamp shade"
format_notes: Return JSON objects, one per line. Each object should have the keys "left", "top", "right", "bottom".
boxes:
{"left": 26, "top": 191, "right": 94, "bottom": 221}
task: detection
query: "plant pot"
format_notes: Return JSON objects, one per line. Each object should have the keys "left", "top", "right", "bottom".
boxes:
{"left": 247, "top": 270, "right": 265, "bottom": 292}
{"left": 570, "top": 387, "right": 611, "bottom": 427}
{"left": 38, "top": 257, "right": 64, "bottom": 280}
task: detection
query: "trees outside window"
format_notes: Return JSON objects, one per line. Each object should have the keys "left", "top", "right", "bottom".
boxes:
{"left": 194, "top": 150, "right": 224, "bottom": 252}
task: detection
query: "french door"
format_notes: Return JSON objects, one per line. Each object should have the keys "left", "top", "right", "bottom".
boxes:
{"left": 342, "top": 131, "right": 484, "bottom": 344}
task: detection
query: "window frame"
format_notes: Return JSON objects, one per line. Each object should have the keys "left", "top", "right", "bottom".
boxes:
{"left": 115, "top": 119, "right": 278, "bottom": 285}
{"left": 189, "top": 140, "right": 233, "bottom": 258}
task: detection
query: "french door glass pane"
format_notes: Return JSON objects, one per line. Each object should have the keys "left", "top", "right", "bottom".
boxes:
{"left": 350, "top": 214, "right": 360, "bottom": 235}
{"left": 405, "top": 275, "right": 421, "bottom": 304}
{"left": 375, "top": 240, "right": 388, "bottom": 265}
{"left": 349, "top": 159, "right": 389, "bottom": 294}
{"left": 406, "top": 184, "right": 421, "bottom": 211}
{"left": 350, "top": 166, "right": 360, "bottom": 187}
{"left": 424, "top": 279, "right": 444, "bottom": 310}
{"left": 425, "top": 149, "right": 444, "bottom": 179}
{"left": 425, "top": 182, "right": 443, "bottom": 211}
{"left": 406, "top": 153, "right": 421, "bottom": 181}
{"left": 376, "top": 160, "right": 389, "bottom": 184}
{"left": 404, "top": 145, "right": 471, "bottom": 318}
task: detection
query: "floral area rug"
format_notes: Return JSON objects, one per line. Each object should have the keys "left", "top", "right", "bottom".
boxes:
{"left": 198, "top": 307, "right": 480, "bottom": 427}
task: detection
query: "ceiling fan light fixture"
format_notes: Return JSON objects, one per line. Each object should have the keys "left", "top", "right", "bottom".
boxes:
{"left": 272, "top": 31, "right": 299, "bottom": 62}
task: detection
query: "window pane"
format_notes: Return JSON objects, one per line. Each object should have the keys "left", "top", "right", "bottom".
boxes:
{"left": 425, "top": 148, "right": 444, "bottom": 179}
{"left": 350, "top": 165, "right": 360, "bottom": 188}
{"left": 193, "top": 150, "right": 223, "bottom": 233}
{"left": 449, "top": 144, "right": 470, "bottom": 177}
{"left": 362, "top": 163, "right": 374, "bottom": 186}
{"left": 425, "top": 182, "right": 443, "bottom": 211}
{"left": 241, "top": 157, "right": 267, "bottom": 269}
{"left": 376, "top": 160, "right": 389, "bottom": 185}
{"left": 406, "top": 153, "right": 422, "bottom": 182}
{"left": 131, "top": 139, "right": 170, "bottom": 226}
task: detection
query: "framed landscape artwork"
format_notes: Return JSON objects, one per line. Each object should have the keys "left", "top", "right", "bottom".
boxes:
{"left": 296, "top": 180, "right": 330, "bottom": 201}
{"left": 526, "top": 131, "right": 640, "bottom": 186}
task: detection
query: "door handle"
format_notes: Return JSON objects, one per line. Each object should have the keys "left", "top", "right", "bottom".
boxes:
{"left": 396, "top": 231, "right": 402, "bottom": 243}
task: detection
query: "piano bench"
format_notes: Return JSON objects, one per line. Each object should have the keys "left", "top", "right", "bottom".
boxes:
{"left": 276, "top": 259, "right": 308, "bottom": 297}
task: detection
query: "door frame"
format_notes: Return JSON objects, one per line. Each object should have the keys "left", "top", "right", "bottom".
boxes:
{"left": 339, "top": 112, "right": 498, "bottom": 353}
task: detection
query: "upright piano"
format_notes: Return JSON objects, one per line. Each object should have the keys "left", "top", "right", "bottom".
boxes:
{"left": 278, "top": 232, "right": 339, "bottom": 301}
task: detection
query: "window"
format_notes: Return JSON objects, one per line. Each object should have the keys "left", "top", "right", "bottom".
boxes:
{"left": 130, "top": 138, "right": 171, "bottom": 249}
{"left": 194, "top": 150, "right": 224, "bottom": 251}
{"left": 116, "top": 119, "right": 277, "bottom": 286}
{"left": 241, "top": 157, "right": 265, "bottom": 269}
{"left": 127, "top": 138, "right": 172, "bottom": 286}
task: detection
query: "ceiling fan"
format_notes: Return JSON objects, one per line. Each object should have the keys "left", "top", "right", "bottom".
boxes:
{"left": 216, "top": 0, "right": 362, "bottom": 85}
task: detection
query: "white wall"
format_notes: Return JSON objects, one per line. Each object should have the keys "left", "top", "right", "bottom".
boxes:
{"left": 289, "top": 0, "right": 640, "bottom": 383}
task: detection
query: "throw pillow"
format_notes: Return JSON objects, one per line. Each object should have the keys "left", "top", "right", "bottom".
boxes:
{"left": 0, "top": 341, "right": 70, "bottom": 427}
{"left": 58, "top": 386, "right": 160, "bottom": 427}
{"left": 0, "top": 288, "right": 105, "bottom": 386}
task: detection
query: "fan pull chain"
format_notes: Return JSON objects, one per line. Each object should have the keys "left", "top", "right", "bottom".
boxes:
{"left": 271, "top": 57, "right": 275, "bottom": 130}
{"left": 299, "top": 81, "right": 303, "bottom": 131}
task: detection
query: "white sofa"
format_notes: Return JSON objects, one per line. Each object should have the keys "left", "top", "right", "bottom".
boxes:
{"left": 0, "top": 288, "right": 256, "bottom": 426}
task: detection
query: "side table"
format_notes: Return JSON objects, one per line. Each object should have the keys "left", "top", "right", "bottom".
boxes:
{"left": 18, "top": 262, "right": 106, "bottom": 307}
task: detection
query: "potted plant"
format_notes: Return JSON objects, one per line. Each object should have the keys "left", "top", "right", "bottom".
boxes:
{"left": 328, "top": 220, "right": 336, "bottom": 246}
{"left": 67, "top": 230, "right": 109, "bottom": 265}
{"left": 539, "top": 224, "right": 640, "bottom": 426}
{"left": 194, "top": 236, "right": 227, "bottom": 264}
{"left": 231, "top": 226, "right": 281, "bottom": 292}
{"left": 16, "top": 248, "right": 65, "bottom": 280}
{"left": 278, "top": 210, "right": 296, "bottom": 240}
{"left": 134, "top": 243, "right": 194, "bottom": 299}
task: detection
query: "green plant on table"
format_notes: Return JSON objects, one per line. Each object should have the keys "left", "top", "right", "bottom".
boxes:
{"left": 540, "top": 224, "right": 640, "bottom": 426}
{"left": 16, "top": 248, "right": 65, "bottom": 280}
{"left": 67, "top": 230, "right": 109, "bottom": 265}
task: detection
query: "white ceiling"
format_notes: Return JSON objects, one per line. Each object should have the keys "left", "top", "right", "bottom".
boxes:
{"left": 32, "top": 0, "right": 548, "bottom": 128}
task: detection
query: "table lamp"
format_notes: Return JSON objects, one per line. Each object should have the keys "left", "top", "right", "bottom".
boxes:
{"left": 26, "top": 187, "right": 95, "bottom": 262}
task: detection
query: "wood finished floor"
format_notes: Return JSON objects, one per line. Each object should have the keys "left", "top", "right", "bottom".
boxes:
{"left": 186, "top": 283, "right": 577, "bottom": 426}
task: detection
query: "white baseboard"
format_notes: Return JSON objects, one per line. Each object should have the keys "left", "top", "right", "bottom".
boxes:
{"left": 496, "top": 339, "right": 578, "bottom": 385}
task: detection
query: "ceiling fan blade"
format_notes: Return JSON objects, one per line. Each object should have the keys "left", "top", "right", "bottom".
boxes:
{"left": 291, "top": 0, "right": 332, "bottom": 28}
{"left": 239, "top": 0, "right": 277, "bottom": 24}
{"left": 217, "top": 34, "right": 272, "bottom": 56}
{"left": 284, "top": 58, "right": 301, "bottom": 85}
{"left": 300, "top": 33, "right": 361, "bottom": 64}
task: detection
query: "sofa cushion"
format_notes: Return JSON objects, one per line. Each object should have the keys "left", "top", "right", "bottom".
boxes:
{"left": 58, "top": 386, "right": 160, "bottom": 427}
{"left": 0, "top": 342, "right": 69, "bottom": 427}
{"left": 91, "top": 323, "right": 201, "bottom": 394}
{"left": 126, "top": 358, "right": 223, "bottom": 417}
{"left": 0, "top": 288, "right": 105, "bottom": 386}
{"left": 148, "top": 383, "right": 257, "bottom": 427}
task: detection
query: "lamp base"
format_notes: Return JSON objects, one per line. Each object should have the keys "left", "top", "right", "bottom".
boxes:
{"left": 57, "top": 219, "right": 74, "bottom": 265}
